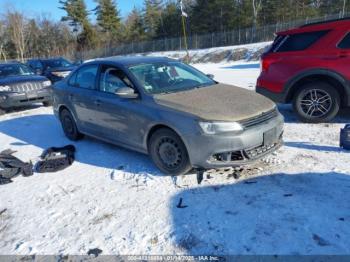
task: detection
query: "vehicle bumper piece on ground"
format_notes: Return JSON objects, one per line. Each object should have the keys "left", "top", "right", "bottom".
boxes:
{"left": 0, "top": 88, "right": 52, "bottom": 109}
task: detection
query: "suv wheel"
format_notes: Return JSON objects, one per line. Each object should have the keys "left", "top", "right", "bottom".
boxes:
{"left": 148, "top": 128, "right": 192, "bottom": 176}
{"left": 60, "top": 109, "right": 83, "bottom": 141}
{"left": 293, "top": 82, "right": 340, "bottom": 123}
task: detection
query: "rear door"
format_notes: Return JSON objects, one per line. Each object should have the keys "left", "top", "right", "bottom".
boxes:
{"left": 66, "top": 64, "right": 100, "bottom": 133}
{"left": 332, "top": 31, "right": 350, "bottom": 79}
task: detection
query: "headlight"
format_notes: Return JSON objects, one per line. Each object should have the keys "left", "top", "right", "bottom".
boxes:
{"left": 51, "top": 71, "right": 70, "bottom": 77}
{"left": 199, "top": 121, "right": 243, "bottom": 134}
{"left": 42, "top": 80, "right": 51, "bottom": 87}
{"left": 0, "top": 85, "right": 11, "bottom": 92}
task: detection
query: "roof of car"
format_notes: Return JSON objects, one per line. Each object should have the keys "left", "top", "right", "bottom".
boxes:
{"left": 277, "top": 17, "right": 350, "bottom": 35}
{"left": 90, "top": 56, "right": 176, "bottom": 66}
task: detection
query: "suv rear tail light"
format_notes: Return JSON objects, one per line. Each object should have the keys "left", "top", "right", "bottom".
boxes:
{"left": 261, "top": 56, "right": 278, "bottom": 72}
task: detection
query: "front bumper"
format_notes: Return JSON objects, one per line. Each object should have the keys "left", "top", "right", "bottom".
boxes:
{"left": 256, "top": 86, "right": 287, "bottom": 104}
{"left": 185, "top": 113, "right": 284, "bottom": 169}
{"left": 0, "top": 88, "right": 52, "bottom": 109}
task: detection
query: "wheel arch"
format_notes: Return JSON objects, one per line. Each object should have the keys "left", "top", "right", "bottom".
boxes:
{"left": 285, "top": 69, "right": 350, "bottom": 107}
{"left": 145, "top": 124, "right": 190, "bottom": 154}
{"left": 57, "top": 104, "right": 80, "bottom": 129}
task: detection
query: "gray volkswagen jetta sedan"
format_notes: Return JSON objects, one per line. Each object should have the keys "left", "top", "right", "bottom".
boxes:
{"left": 52, "top": 57, "right": 284, "bottom": 175}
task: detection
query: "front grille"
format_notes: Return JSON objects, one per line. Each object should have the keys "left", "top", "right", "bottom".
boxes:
{"left": 245, "top": 142, "right": 280, "bottom": 159}
{"left": 10, "top": 81, "right": 45, "bottom": 92}
{"left": 211, "top": 151, "right": 245, "bottom": 162}
{"left": 240, "top": 108, "right": 279, "bottom": 129}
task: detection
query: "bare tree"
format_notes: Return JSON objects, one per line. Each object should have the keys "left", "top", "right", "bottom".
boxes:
{"left": 0, "top": 21, "right": 7, "bottom": 61}
{"left": 251, "top": 0, "right": 262, "bottom": 42}
{"left": 7, "top": 11, "right": 26, "bottom": 61}
{"left": 342, "top": 0, "right": 347, "bottom": 17}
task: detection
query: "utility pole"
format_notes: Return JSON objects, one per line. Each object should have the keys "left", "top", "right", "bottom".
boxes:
{"left": 180, "top": 0, "right": 189, "bottom": 63}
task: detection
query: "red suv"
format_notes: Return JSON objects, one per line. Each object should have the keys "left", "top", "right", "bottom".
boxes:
{"left": 257, "top": 18, "right": 350, "bottom": 122}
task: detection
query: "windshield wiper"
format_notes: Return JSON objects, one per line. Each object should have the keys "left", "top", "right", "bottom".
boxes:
{"left": 194, "top": 83, "right": 214, "bottom": 89}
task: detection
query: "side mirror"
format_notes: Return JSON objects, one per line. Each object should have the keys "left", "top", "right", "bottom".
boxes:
{"left": 115, "top": 87, "right": 138, "bottom": 99}
{"left": 206, "top": 74, "right": 214, "bottom": 79}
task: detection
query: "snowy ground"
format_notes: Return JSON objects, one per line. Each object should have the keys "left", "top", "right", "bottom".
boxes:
{"left": 0, "top": 61, "right": 350, "bottom": 255}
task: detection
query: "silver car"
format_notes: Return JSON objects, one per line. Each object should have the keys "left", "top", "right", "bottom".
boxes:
{"left": 52, "top": 57, "right": 284, "bottom": 175}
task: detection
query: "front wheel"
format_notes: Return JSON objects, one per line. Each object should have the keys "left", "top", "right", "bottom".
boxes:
{"left": 293, "top": 82, "right": 340, "bottom": 123}
{"left": 148, "top": 128, "right": 192, "bottom": 176}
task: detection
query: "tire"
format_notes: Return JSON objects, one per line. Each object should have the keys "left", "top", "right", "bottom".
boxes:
{"left": 59, "top": 109, "right": 83, "bottom": 141}
{"left": 292, "top": 82, "right": 340, "bottom": 123}
{"left": 148, "top": 128, "right": 192, "bottom": 176}
{"left": 43, "top": 101, "right": 52, "bottom": 107}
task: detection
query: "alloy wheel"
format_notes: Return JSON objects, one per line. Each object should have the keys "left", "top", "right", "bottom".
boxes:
{"left": 299, "top": 89, "right": 332, "bottom": 117}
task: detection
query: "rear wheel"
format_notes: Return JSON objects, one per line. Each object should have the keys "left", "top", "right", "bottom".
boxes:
{"left": 60, "top": 109, "right": 83, "bottom": 141}
{"left": 293, "top": 82, "right": 340, "bottom": 123}
{"left": 148, "top": 128, "right": 192, "bottom": 176}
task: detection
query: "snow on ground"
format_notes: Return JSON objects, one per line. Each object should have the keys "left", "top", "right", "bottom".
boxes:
{"left": 146, "top": 42, "right": 271, "bottom": 63}
{"left": 0, "top": 61, "right": 350, "bottom": 256}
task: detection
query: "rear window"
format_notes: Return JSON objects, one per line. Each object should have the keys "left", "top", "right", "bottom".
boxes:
{"left": 276, "top": 30, "right": 329, "bottom": 52}
{"left": 267, "top": 35, "right": 286, "bottom": 53}
{"left": 338, "top": 32, "right": 350, "bottom": 49}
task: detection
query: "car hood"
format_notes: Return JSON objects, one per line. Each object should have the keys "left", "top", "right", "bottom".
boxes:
{"left": 0, "top": 75, "right": 48, "bottom": 85}
{"left": 154, "top": 84, "right": 276, "bottom": 121}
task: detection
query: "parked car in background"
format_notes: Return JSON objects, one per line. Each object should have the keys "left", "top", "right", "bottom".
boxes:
{"left": 0, "top": 62, "right": 52, "bottom": 114}
{"left": 257, "top": 18, "right": 350, "bottom": 123}
{"left": 52, "top": 57, "right": 284, "bottom": 175}
{"left": 27, "top": 57, "right": 77, "bottom": 83}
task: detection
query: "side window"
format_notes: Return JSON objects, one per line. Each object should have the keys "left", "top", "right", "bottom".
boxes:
{"left": 75, "top": 65, "right": 98, "bottom": 89}
{"left": 68, "top": 70, "right": 78, "bottom": 86}
{"left": 276, "top": 30, "right": 329, "bottom": 52}
{"left": 99, "top": 66, "right": 133, "bottom": 94}
{"left": 338, "top": 32, "right": 350, "bottom": 49}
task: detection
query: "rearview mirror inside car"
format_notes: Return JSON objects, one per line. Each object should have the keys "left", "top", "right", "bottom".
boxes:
{"left": 115, "top": 87, "right": 138, "bottom": 99}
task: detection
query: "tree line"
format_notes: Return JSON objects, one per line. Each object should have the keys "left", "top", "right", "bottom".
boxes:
{"left": 0, "top": 0, "right": 348, "bottom": 61}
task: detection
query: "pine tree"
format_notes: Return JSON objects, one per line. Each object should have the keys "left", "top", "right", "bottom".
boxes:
{"left": 94, "top": 0, "right": 121, "bottom": 37}
{"left": 59, "top": 0, "right": 97, "bottom": 51}
{"left": 143, "top": 0, "right": 163, "bottom": 39}
{"left": 125, "top": 7, "right": 147, "bottom": 42}
{"left": 190, "top": 0, "right": 237, "bottom": 33}
{"left": 156, "top": 2, "right": 181, "bottom": 38}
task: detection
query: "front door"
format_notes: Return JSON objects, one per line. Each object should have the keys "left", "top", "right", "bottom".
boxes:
{"left": 93, "top": 64, "right": 146, "bottom": 149}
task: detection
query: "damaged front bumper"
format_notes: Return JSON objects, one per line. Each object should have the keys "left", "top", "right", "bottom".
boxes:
{"left": 185, "top": 113, "right": 284, "bottom": 169}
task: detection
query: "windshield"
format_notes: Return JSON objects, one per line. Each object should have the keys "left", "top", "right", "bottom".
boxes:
{"left": 0, "top": 64, "right": 35, "bottom": 77}
{"left": 128, "top": 61, "right": 216, "bottom": 94}
{"left": 43, "top": 58, "right": 73, "bottom": 69}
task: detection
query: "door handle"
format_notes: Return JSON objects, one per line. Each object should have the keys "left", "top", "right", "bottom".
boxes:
{"left": 68, "top": 94, "right": 74, "bottom": 100}
{"left": 338, "top": 52, "right": 349, "bottom": 58}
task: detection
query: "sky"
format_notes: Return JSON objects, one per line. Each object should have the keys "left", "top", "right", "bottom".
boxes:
{"left": 1, "top": 0, "right": 144, "bottom": 20}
